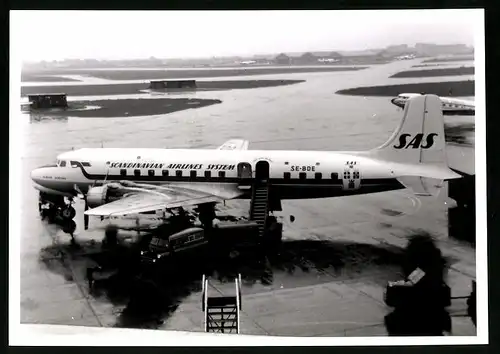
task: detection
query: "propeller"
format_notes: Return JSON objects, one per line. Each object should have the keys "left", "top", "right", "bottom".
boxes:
{"left": 83, "top": 196, "right": 89, "bottom": 230}
{"left": 74, "top": 184, "right": 89, "bottom": 230}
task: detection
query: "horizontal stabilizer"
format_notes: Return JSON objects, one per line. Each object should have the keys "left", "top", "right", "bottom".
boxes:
{"left": 397, "top": 176, "right": 445, "bottom": 196}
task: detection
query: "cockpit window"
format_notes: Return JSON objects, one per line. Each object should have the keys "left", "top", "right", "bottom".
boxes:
{"left": 81, "top": 162, "right": 91, "bottom": 167}
{"left": 60, "top": 160, "right": 66, "bottom": 167}
{"left": 70, "top": 161, "right": 79, "bottom": 168}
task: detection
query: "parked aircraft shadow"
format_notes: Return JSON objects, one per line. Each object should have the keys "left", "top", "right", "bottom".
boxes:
{"left": 448, "top": 174, "right": 476, "bottom": 246}
{"left": 38, "top": 235, "right": 408, "bottom": 329}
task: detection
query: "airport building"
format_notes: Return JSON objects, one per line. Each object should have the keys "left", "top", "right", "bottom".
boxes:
{"left": 149, "top": 80, "right": 197, "bottom": 89}
{"left": 28, "top": 93, "right": 68, "bottom": 109}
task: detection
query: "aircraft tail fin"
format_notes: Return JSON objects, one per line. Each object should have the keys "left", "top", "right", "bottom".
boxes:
{"left": 373, "top": 94, "right": 445, "bottom": 164}
{"left": 370, "top": 94, "right": 460, "bottom": 180}
{"left": 367, "top": 94, "right": 461, "bottom": 197}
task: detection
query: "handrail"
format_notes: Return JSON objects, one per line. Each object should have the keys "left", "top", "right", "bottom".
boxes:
{"left": 235, "top": 276, "right": 240, "bottom": 334}
{"left": 203, "top": 273, "right": 242, "bottom": 334}
{"left": 201, "top": 274, "right": 206, "bottom": 311}
{"left": 238, "top": 273, "right": 242, "bottom": 310}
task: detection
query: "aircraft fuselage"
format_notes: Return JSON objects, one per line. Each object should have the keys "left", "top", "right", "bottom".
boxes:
{"left": 30, "top": 148, "right": 404, "bottom": 201}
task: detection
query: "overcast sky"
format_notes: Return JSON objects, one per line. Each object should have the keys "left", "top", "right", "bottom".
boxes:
{"left": 11, "top": 10, "right": 480, "bottom": 61}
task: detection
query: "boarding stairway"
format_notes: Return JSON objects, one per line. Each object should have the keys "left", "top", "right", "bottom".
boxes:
{"left": 249, "top": 183, "right": 270, "bottom": 238}
{"left": 202, "top": 274, "right": 242, "bottom": 334}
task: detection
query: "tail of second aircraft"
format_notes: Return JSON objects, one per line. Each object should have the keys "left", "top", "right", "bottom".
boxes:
{"left": 369, "top": 94, "right": 462, "bottom": 195}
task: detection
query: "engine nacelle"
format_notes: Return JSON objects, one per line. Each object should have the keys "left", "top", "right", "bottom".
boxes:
{"left": 86, "top": 186, "right": 109, "bottom": 208}
{"left": 86, "top": 185, "right": 122, "bottom": 208}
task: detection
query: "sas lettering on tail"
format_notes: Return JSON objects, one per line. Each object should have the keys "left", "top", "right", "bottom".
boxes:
{"left": 393, "top": 133, "right": 438, "bottom": 150}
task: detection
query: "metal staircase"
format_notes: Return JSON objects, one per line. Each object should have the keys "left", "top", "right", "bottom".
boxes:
{"left": 249, "top": 183, "right": 270, "bottom": 238}
{"left": 202, "top": 274, "right": 242, "bottom": 334}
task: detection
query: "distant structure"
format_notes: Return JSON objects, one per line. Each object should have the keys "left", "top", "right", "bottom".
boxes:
{"left": 415, "top": 43, "right": 473, "bottom": 56}
{"left": 273, "top": 51, "right": 342, "bottom": 65}
{"left": 28, "top": 93, "right": 68, "bottom": 109}
{"left": 274, "top": 53, "right": 292, "bottom": 65}
{"left": 149, "top": 80, "right": 197, "bottom": 89}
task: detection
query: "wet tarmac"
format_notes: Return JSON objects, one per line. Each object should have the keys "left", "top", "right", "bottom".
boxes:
{"left": 17, "top": 57, "right": 477, "bottom": 336}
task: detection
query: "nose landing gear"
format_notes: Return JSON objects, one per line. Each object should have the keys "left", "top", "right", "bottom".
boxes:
{"left": 38, "top": 192, "right": 77, "bottom": 224}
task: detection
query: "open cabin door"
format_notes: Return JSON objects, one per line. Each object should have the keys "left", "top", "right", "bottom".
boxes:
{"left": 342, "top": 161, "right": 361, "bottom": 191}
{"left": 237, "top": 162, "right": 252, "bottom": 179}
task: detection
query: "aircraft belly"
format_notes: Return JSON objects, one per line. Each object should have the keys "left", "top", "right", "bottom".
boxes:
{"left": 271, "top": 180, "right": 404, "bottom": 200}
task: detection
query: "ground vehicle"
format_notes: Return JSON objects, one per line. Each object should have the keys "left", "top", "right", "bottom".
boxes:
{"left": 140, "top": 227, "right": 208, "bottom": 264}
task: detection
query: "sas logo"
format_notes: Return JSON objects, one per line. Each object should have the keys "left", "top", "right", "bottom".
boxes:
{"left": 393, "top": 133, "right": 438, "bottom": 149}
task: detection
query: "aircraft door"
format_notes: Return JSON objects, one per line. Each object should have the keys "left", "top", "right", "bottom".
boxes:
{"left": 342, "top": 161, "right": 361, "bottom": 191}
{"left": 255, "top": 160, "right": 270, "bottom": 182}
{"left": 237, "top": 162, "right": 252, "bottom": 179}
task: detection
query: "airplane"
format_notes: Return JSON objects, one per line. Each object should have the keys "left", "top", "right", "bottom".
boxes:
{"left": 395, "top": 54, "right": 416, "bottom": 60}
{"left": 30, "top": 94, "right": 461, "bottom": 242}
{"left": 391, "top": 93, "right": 475, "bottom": 116}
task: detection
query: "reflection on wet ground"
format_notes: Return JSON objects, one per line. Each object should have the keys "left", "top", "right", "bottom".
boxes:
{"left": 38, "top": 231, "right": 407, "bottom": 329}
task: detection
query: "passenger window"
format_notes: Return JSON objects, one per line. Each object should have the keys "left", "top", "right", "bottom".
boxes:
{"left": 204, "top": 170, "right": 211, "bottom": 178}
{"left": 315, "top": 172, "right": 322, "bottom": 180}
{"left": 162, "top": 170, "right": 169, "bottom": 177}
{"left": 120, "top": 169, "right": 127, "bottom": 176}
{"left": 218, "top": 171, "right": 226, "bottom": 178}
{"left": 190, "top": 170, "right": 197, "bottom": 178}
{"left": 148, "top": 169, "right": 155, "bottom": 177}
{"left": 284, "top": 172, "right": 291, "bottom": 179}
{"left": 134, "top": 169, "right": 141, "bottom": 177}
{"left": 176, "top": 170, "right": 183, "bottom": 177}
{"left": 299, "top": 172, "right": 306, "bottom": 180}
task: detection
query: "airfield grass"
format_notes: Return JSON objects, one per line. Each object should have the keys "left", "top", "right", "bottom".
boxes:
{"left": 390, "top": 67, "right": 474, "bottom": 78}
{"left": 21, "top": 79, "right": 306, "bottom": 97}
{"left": 27, "top": 98, "right": 223, "bottom": 118}
{"left": 336, "top": 80, "right": 474, "bottom": 97}
{"left": 411, "top": 64, "right": 450, "bottom": 68}
{"left": 422, "top": 56, "right": 474, "bottom": 63}
{"left": 21, "top": 74, "right": 82, "bottom": 82}
{"left": 21, "top": 66, "right": 367, "bottom": 82}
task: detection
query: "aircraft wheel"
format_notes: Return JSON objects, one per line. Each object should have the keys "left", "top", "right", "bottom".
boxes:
{"left": 62, "top": 206, "right": 76, "bottom": 220}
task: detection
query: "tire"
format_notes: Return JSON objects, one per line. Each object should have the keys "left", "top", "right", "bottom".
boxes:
{"left": 62, "top": 206, "right": 76, "bottom": 220}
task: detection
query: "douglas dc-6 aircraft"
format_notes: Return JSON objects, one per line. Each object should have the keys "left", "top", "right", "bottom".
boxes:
{"left": 31, "top": 95, "right": 461, "bottom": 239}
{"left": 391, "top": 93, "right": 475, "bottom": 116}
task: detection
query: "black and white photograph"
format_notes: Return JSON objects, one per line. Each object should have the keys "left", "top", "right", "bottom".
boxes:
{"left": 9, "top": 9, "right": 486, "bottom": 345}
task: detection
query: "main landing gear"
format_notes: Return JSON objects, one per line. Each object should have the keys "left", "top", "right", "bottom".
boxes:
{"left": 39, "top": 192, "right": 77, "bottom": 240}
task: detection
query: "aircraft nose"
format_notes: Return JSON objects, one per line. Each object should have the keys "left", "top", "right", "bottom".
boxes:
{"left": 391, "top": 98, "right": 404, "bottom": 107}
{"left": 30, "top": 168, "right": 43, "bottom": 184}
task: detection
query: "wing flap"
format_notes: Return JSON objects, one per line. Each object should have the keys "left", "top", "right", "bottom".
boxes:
{"left": 84, "top": 182, "right": 244, "bottom": 217}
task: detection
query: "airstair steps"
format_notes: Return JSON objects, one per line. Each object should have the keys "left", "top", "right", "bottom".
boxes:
{"left": 250, "top": 184, "right": 270, "bottom": 238}
{"left": 202, "top": 274, "right": 242, "bottom": 334}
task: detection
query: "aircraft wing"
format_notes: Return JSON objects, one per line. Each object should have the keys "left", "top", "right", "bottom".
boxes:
{"left": 217, "top": 139, "right": 249, "bottom": 150}
{"left": 84, "top": 182, "right": 244, "bottom": 217}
